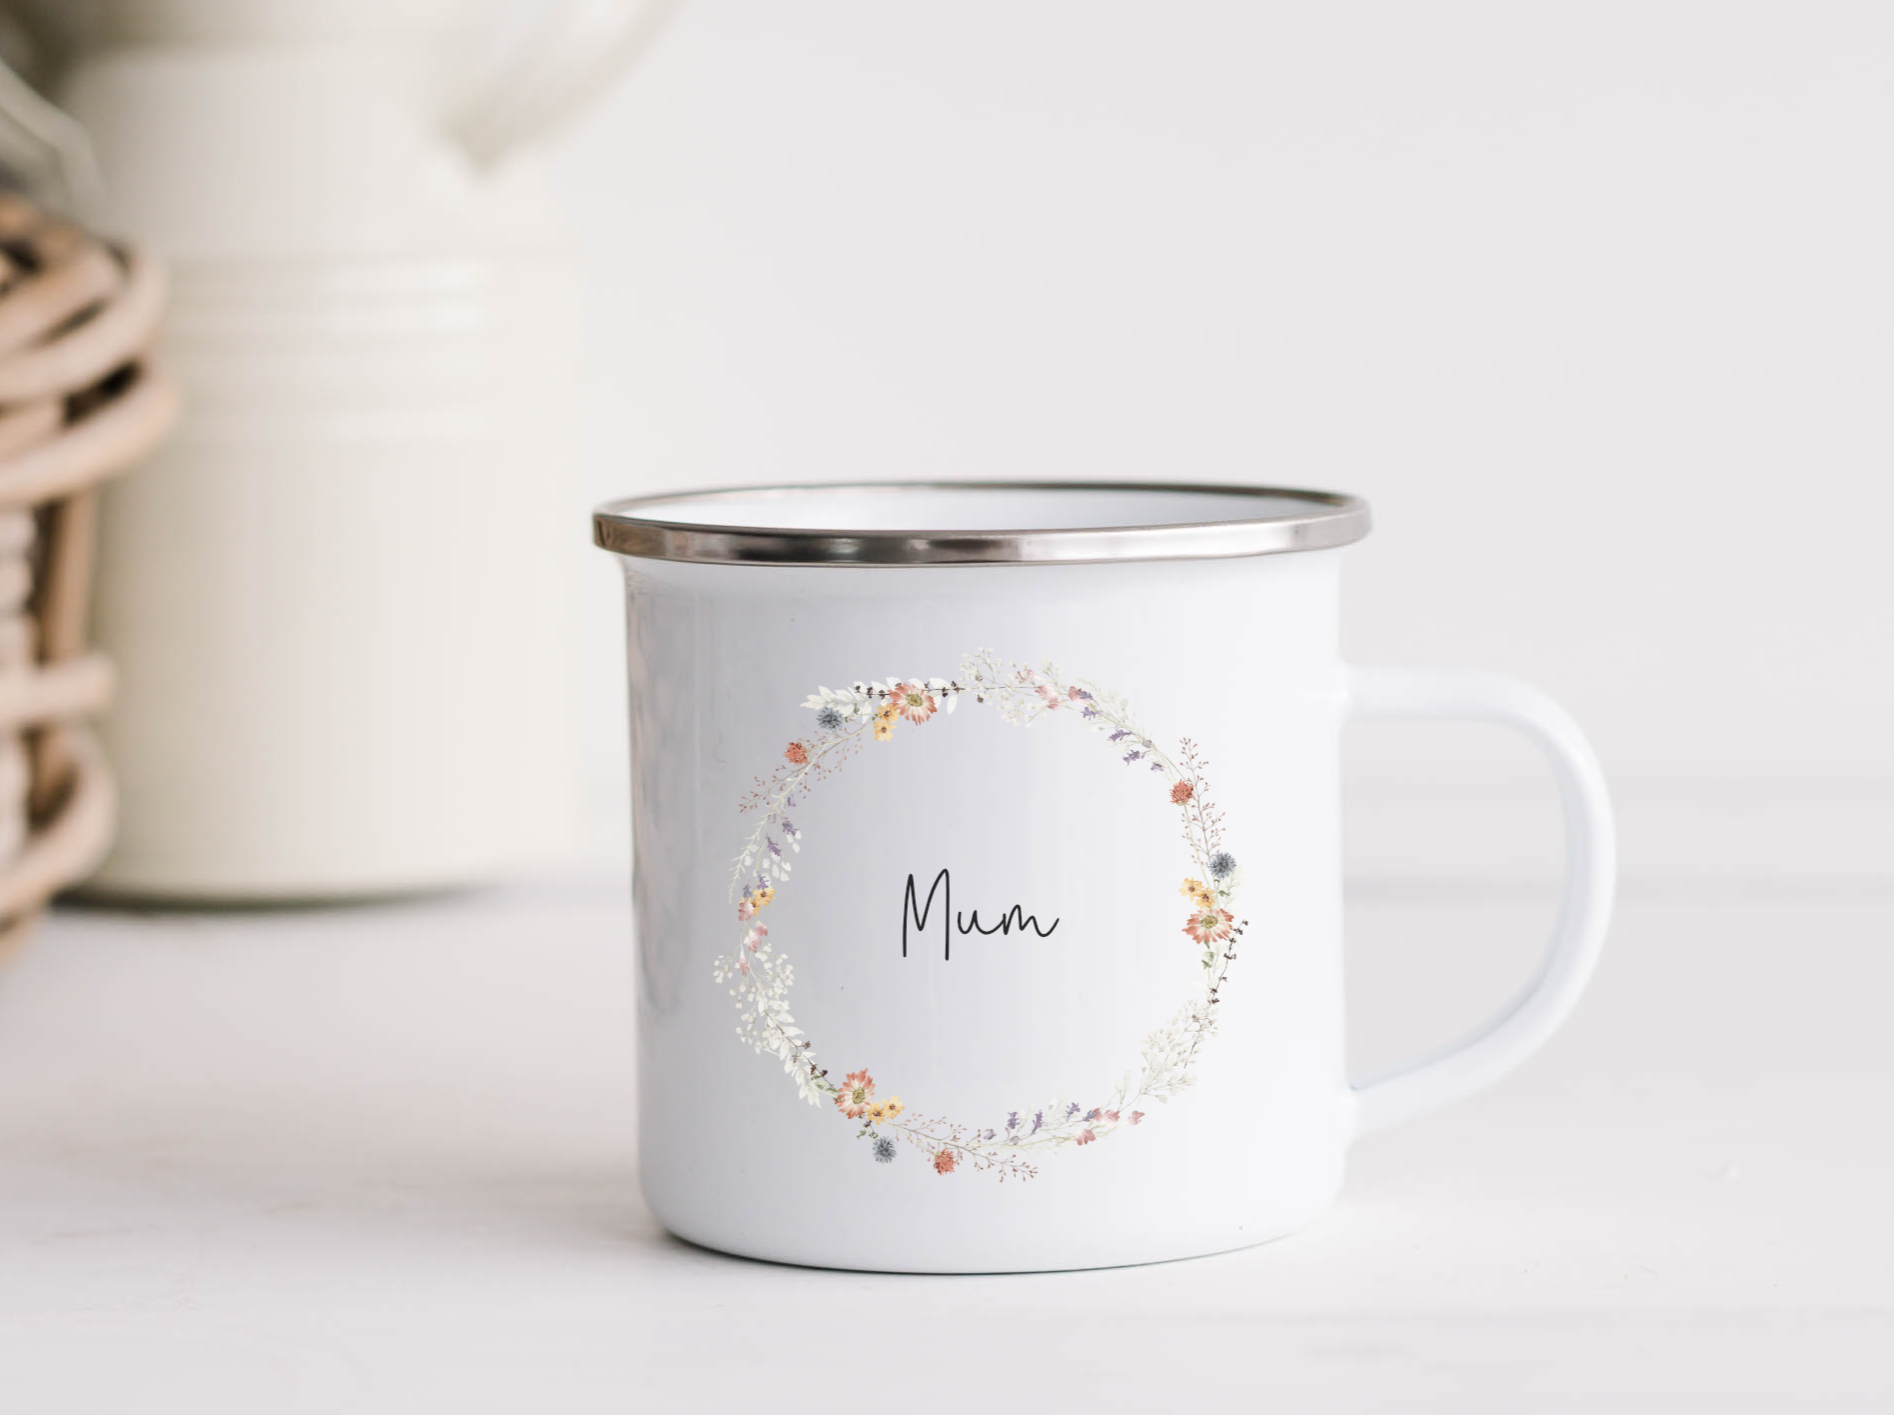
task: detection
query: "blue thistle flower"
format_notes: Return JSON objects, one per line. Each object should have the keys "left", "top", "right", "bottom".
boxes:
{"left": 815, "top": 706, "right": 844, "bottom": 731}
{"left": 1209, "top": 851, "right": 1237, "bottom": 879}
{"left": 872, "top": 1135, "right": 897, "bottom": 1164}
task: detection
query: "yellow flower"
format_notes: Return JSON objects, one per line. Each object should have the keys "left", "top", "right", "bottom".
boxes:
{"left": 1180, "top": 878, "right": 1214, "bottom": 908}
{"left": 873, "top": 705, "right": 897, "bottom": 741}
{"left": 750, "top": 886, "right": 775, "bottom": 910}
{"left": 883, "top": 1096, "right": 903, "bottom": 1119}
{"left": 866, "top": 1101, "right": 889, "bottom": 1123}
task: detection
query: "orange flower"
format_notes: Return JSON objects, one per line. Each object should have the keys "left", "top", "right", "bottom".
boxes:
{"left": 784, "top": 741, "right": 808, "bottom": 764}
{"left": 888, "top": 681, "right": 937, "bottom": 724}
{"left": 1171, "top": 779, "right": 1195, "bottom": 805}
{"left": 834, "top": 1069, "right": 876, "bottom": 1119}
{"left": 932, "top": 1147, "right": 959, "bottom": 1175}
{"left": 1184, "top": 907, "right": 1235, "bottom": 945}
{"left": 1179, "top": 878, "right": 1213, "bottom": 909}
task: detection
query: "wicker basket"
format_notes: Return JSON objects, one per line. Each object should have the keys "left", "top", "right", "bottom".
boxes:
{"left": 0, "top": 192, "right": 176, "bottom": 963}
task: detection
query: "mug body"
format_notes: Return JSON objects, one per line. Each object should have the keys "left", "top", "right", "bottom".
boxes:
{"left": 605, "top": 485, "right": 1368, "bottom": 1272}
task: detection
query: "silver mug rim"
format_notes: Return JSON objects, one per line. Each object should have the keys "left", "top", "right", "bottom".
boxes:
{"left": 592, "top": 480, "right": 1372, "bottom": 567}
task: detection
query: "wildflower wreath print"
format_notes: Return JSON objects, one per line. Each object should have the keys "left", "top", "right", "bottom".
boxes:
{"left": 719, "top": 649, "right": 1250, "bottom": 1184}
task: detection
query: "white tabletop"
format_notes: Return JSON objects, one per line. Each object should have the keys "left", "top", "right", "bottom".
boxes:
{"left": 2, "top": 878, "right": 1888, "bottom": 1412}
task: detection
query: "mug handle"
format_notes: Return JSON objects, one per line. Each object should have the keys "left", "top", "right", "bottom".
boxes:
{"left": 1344, "top": 666, "right": 1616, "bottom": 1136}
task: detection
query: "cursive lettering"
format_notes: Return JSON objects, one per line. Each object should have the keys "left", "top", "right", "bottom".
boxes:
{"left": 901, "top": 868, "right": 1059, "bottom": 960}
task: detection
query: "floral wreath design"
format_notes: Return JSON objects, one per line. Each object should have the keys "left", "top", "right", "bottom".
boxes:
{"left": 717, "top": 649, "right": 1248, "bottom": 1183}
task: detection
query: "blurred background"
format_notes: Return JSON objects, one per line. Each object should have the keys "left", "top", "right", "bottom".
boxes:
{"left": 552, "top": 0, "right": 1891, "bottom": 890}
{"left": 0, "top": 1, "right": 1881, "bottom": 901}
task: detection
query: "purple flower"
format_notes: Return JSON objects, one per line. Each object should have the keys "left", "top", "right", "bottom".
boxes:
{"left": 1030, "top": 1111, "right": 1044, "bottom": 1134}
{"left": 1108, "top": 730, "right": 1130, "bottom": 742}
{"left": 1065, "top": 1102, "right": 1081, "bottom": 1118}
{"left": 1150, "top": 761, "right": 1165, "bottom": 772}
{"left": 1084, "top": 1109, "right": 1100, "bottom": 1121}
{"left": 782, "top": 818, "right": 797, "bottom": 835}
{"left": 1006, "top": 1111, "right": 1019, "bottom": 1132}
{"left": 1123, "top": 750, "right": 1144, "bottom": 765}
{"left": 1081, "top": 706, "right": 1098, "bottom": 719}
{"left": 1074, "top": 689, "right": 1094, "bottom": 701}
{"left": 767, "top": 838, "right": 782, "bottom": 858}
{"left": 982, "top": 1129, "right": 996, "bottom": 1141}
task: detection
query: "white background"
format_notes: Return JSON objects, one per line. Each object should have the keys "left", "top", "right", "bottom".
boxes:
{"left": 546, "top": 0, "right": 1893, "bottom": 886}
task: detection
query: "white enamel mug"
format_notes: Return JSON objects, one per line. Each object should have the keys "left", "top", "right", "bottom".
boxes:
{"left": 594, "top": 483, "right": 1614, "bottom": 1273}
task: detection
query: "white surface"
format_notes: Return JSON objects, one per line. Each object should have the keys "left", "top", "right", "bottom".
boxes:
{"left": 2, "top": 876, "right": 1889, "bottom": 1411}
{"left": 546, "top": 1, "right": 1894, "bottom": 874}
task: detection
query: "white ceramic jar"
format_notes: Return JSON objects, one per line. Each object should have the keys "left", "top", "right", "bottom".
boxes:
{"left": 595, "top": 483, "right": 1615, "bottom": 1273}
{"left": 5, "top": 0, "right": 680, "bottom": 898}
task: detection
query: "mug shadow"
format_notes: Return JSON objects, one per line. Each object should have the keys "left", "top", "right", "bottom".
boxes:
{"left": 8, "top": 1111, "right": 1334, "bottom": 1285}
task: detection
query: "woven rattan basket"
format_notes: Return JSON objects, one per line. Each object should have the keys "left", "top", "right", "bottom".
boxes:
{"left": 0, "top": 191, "right": 175, "bottom": 963}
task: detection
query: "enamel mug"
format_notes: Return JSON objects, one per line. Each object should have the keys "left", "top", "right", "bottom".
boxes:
{"left": 594, "top": 483, "right": 1614, "bottom": 1273}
